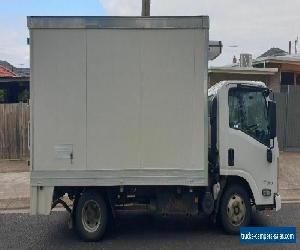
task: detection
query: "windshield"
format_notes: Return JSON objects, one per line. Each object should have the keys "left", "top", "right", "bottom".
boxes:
{"left": 228, "top": 87, "right": 269, "bottom": 146}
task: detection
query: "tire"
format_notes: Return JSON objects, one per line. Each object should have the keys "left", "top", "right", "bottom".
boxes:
{"left": 75, "top": 190, "right": 108, "bottom": 241}
{"left": 220, "top": 184, "right": 251, "bottom": 234}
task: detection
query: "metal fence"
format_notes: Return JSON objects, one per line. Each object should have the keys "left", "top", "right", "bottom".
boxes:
{"left": 272, "top": 85, "right": 300, "bottom": 151}
{"left": 0, "top": 103, "right": 29, "bottom": 159}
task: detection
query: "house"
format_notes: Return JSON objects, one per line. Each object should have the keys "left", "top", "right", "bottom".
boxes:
{"left": 209, "top": 48, "right": 300, "bottom": 93}
{"left": 253, "top": 48, "right": 300, "bottom": 92}
{"left": 208, "top": 54, "right": 278, "bottom": 89}
{"left": 209, "top": 65, "right": 278, "bottom": 88}
{"left": 0, "top": 61, "right": 29, "bottom": 103}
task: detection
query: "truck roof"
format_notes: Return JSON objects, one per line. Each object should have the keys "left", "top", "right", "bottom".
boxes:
{"left": 208, "top": 80, "right": 267, "bottom": 96}
{"left": 27, "top": 16, "right": 209, "bottom": 29}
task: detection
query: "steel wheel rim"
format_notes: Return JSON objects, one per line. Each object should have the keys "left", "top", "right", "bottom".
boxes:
{"left": 226, "top": 194, "right": 246, "bottom": 226}
{"left": 82, "top": 200, "right": 101, "bottom": 232}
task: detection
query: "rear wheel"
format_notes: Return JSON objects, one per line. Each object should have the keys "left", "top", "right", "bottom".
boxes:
{"left": 75, "top": 190, "right": 108, "bottom": 241}
{"left": 220, "top": 185, "right": 251, "bottom": 234}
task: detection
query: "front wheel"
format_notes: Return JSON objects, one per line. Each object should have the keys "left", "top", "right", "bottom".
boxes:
{"left": 220, "top": 184, "right": 251, "bottom": 234}
{"left": 75, "top": 190, "right": 108, "bottom": 241}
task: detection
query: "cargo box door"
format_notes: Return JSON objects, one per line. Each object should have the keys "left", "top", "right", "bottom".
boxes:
{"left": 32, "top": 29, "right": 86, "bottom": 170}
{"left": 86, "top": 30, "right": 141, "bottom": 170}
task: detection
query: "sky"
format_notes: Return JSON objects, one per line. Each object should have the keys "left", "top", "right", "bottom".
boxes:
{"left": 0, "top": 0, "right": 299, "bottom": 68}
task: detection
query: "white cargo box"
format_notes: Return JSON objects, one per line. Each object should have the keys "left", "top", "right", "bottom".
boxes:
{"left": 28, "top": 16, "right": 209, "bottom": 187}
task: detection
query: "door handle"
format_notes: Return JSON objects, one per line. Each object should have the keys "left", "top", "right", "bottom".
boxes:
{"left": 228, "top": 148, "right": 234, "bottom": 166}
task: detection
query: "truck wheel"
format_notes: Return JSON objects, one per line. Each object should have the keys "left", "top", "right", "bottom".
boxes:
{"left": 75, "top": 190, "right": 108, "bottom": 241}
{"left": 220, "top": 185, "right": 251, "bottom": 234}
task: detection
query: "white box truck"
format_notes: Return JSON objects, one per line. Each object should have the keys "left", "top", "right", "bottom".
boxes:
{"left": 27, "top": 16, "right": 281, "bottom": 241}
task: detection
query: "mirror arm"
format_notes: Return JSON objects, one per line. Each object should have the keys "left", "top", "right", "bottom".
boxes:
{"left": 269, "top": 138, "right": 275, "bottom": 150}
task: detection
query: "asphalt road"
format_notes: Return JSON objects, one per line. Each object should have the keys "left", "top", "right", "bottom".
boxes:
{"left": 0, "top": 203, "right": 299, "bottom": 250}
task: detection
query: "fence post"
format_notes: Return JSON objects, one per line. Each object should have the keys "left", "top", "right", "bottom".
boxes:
{"left": 284, "top": 86, "right": 289, "bottom": 150}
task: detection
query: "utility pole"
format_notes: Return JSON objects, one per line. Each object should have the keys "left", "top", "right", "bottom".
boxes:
{"left": 141, "top": 0, "right": 151, "bottom": 16}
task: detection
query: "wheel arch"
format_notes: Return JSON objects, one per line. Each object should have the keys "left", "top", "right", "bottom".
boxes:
{"left": 220, "top": 168, "right": 262, "bottom": 205}
{"left": 223, "top": 176, "right": 255, "bottom": 204}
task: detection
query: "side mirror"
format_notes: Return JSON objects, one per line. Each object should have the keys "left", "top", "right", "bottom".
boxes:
{"left": 268, "top": 100, "right": 276, "bottom": 139}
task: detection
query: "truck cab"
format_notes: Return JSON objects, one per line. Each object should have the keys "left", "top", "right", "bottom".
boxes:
{"left": 208, "top": 80, "right": 281, "bottom": 232}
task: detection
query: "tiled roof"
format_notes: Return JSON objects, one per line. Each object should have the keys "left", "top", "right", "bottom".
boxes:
{"left": 258, "top": 48, "right": 287, "bottom": 58}
{"left": 0, "top": 65, "right": 16, "bottom": 77}
{"left": 0, "top": 60, "right": 29, "bottom": 77}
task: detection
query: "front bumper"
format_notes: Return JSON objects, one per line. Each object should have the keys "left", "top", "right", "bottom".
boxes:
{"left": 275, "top": 193, "right": 281, "bottom": 211}
{"left": 256, "top": 193, "right": 281, "bottom": 211}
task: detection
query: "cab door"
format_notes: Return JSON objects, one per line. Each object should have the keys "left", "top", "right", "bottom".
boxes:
{"left": 218, "top": 84, "right": 278, "bottom": 206}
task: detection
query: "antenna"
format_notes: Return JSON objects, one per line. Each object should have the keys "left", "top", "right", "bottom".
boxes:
{"left": 141, "top": 0, "right": 151, "bottom": 16}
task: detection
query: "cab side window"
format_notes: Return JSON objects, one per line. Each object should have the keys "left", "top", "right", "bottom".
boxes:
{"left": 228, "top": 88, "right": 269, "bottom": 146}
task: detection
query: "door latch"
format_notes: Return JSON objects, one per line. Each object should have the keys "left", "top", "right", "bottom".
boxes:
{"left": 70, "top": 152, "right": 73, "bottom": 164}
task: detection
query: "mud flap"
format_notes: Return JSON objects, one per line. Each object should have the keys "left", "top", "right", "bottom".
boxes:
{"left": 275, "top": 193, "right": 281, "bottom": 211}
{"left": 30, "top": 186, "right": 54, "bottom": 215}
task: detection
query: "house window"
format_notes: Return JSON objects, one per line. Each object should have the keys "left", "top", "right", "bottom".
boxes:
{"left": 0, "top": 89, "right": 6, "bottom": 103}
{"left": 281, "top": 72, "right": 294, "bottom": 85}
{"left": 296, "top": 74, "right": 300, "bottom": 85}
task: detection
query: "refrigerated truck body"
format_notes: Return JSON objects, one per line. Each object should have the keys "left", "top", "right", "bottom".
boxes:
{"left": 28, "top": 16, "right": 281, "bottom": 241}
